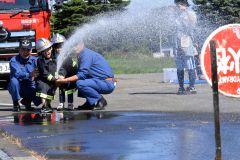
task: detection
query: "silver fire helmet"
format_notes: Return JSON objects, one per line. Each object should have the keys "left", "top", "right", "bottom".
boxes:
{"left": 52, "top": 33, "right": 66, "bottom": 44}
{"left": 36, "top": 38, "right": 52, "bottom": 53}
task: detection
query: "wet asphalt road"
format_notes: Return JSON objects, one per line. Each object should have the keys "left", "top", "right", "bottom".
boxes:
{"left": 1, "top": 111, "right": 240, "bottom": 160}
{"left": 1, "top": 73, "right": 240, "bottom": 160}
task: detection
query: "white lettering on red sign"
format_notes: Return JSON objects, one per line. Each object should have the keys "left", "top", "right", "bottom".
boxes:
{"left": 21, "top": 18, "right": 39, "bottom": 24}
{"left": 219, "top": 76, "right": 240, "bottom": 84}
{"left": 217, "top": 47, "right": 240, "bottom": 75}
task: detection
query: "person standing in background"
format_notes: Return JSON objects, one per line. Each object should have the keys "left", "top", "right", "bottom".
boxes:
{"left": 174, "top": 0, "right": 197, "bottom": 95}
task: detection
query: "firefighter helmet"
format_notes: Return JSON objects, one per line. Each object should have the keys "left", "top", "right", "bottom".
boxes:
{"left": 52, "top": 33, "right": 66, "bottom": 44}
{"left": 36, "top": 38, "right": 52, "bottom": 53}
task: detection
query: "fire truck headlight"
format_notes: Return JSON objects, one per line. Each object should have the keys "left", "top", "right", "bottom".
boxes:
{"left": 0, "top": 21, "right": 3, "bottom": 28}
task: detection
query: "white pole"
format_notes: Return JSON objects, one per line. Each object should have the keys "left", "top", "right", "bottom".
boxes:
{"left": 159, "top": 29, "right": 162, "bottom": 54}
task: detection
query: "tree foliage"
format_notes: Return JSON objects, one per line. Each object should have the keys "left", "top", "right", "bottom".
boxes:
{"left": 51, "top": 0, "right": 130, "bottom": 37}
{"left": 191, "top": 0, "right": 240, "bottom": 49}
{"left": 193, "top": 0, "right": 240, "bottom": 25}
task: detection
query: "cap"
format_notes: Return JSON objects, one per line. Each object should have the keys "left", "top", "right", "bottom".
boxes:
{"left": 19, "top": 39, "right": 32, "bottom": 49}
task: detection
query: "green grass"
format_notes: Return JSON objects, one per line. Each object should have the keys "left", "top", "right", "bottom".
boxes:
{"left": 105, "top": 54, "right": 176, "bottom": 74}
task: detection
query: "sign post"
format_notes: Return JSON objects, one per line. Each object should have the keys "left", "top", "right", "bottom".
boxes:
{"left": 210, "top": 40, "right": 222, "bottom": 160}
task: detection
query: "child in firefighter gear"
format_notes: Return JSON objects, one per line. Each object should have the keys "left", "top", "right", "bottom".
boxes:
{"left": 57, "top": 56, "right": 79, "bottom": 110}
{"left": 52, "top": 33, "right": 66, "bottom": 58}
{"left": 174, "top": 0, "right": 197, "bottom": 95}
{"left": 8, "top": 39, "right": 41, "bottom": 112}
{"left": 35, "top": 38, "right": 57, "bottom": 113}
{"left": 55, "top": 42, "right": 116, "bottom": 110}
{"left": 52, "top": 33, "right": 77, "bottom": 110}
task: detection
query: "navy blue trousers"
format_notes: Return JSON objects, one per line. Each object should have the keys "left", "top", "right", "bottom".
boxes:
{"left": 76, "top": 79, "right": 115, "bottom": 105}
{"left": 8, "top": 77, "right": 41, "bottom": 106}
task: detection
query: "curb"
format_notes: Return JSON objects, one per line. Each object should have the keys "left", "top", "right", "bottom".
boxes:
{"left": 0, "top": 131, "right": 40, "bottom": 160}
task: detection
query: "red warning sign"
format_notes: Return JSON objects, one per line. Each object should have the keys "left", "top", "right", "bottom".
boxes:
{"left": 201, "top": 24, "right": 240, "bottom": 97}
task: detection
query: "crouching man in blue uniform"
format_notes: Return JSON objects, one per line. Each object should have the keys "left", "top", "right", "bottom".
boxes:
{"left": 8, "top": 39, "right": 41, "bottom": 112}
{"left": 56, "top": 42, "right": 116, "bottom": 110}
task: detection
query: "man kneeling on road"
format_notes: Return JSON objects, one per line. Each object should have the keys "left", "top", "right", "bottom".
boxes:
{"left": 56, "top": 42, "right": 116, "bottom": 110}
{"left": 8, "top": 39, "right": 40, "bottom": 112}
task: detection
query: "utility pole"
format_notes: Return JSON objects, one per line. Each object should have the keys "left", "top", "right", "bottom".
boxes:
{"left": 159, "top": 29, "right": 162, "bottom": 54}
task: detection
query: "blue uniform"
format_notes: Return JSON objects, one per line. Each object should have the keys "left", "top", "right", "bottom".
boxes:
{"left": 76, "top": 48, "right": 115, "bottom": 105}
{"left": 8, "top": 54, "right": 41, "bottom": 105}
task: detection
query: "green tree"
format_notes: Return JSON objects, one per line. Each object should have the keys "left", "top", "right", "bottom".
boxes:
{"left": 51, "top": 0, "right": 130, "bottom": 37}
{"left": 191, "top": 0, "right": 240, "bottom": 49}
{"left": 193, "top": 0, "right": 240, "bottom": 25}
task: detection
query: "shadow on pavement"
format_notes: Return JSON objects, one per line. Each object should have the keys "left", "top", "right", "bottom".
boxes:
{"left": 129, "top": 92, "right": 177, "bottom": 95}
{"left": 0, "top": 108, "right": 12, "bottom": 111}
{"left": 0, "top": 80, "right": 8, "bottom": 90}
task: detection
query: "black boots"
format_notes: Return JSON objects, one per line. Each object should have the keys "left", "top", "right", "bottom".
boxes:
{"left": 20, "top": 99, "right": 35, "bottom": 111}
{"left": 77, "top": 101, "right": 94, "bottom": 110}
{"left": 13, "top": 101, "right": 21, "bottom": 112}
{"left": 94, "top": 96, "right": 107, "bottom": 110}
{"left": 78, "top": 96, "right": 107, "bottom": 111}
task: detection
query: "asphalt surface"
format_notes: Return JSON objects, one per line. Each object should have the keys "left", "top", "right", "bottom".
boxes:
{"left": 2, "top": 111, "right": 240, "bottom": 160}
{"left": 0, "top": 73, "right": 240, "bottom": 159}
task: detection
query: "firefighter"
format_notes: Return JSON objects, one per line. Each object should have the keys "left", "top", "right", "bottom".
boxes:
{"left": 52, "top": 33, "right": 77, "bottom": 111}
{"left": 8, "top": 39, "right": 41, "bottom": 112}
{"left": 52, "top": 33, "right": 66, "bottom": 58}
{"left": 55, "top": 42, "right": 116, "bottom": 110}
{"left": 35, "top": 38, "right": 57, "bottom": 113}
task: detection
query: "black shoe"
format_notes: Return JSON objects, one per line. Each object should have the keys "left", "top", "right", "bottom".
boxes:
{"left": 41, "top": 107, "right": 52, "bottom": 113}
{"left": 13, "top": 101, "right": 21, "bottom": 112}
{"left": 19, "top": 98, "right": 33, "bottom": 111}
{"left": 25, "top": 106, "right": 35, "bottom": 111}
{"left": 20, "top": 98, "right": 31, "bottom": 106}
{"left": 13, "top": 105, "right": 21, "bottom": 112}
{"left": 46, "top": 103, "right": 56, "bottom": 111}
{"left": 77, "top": 102, "right": 94, "bottom": 110}
{"left": 177, "top": 88, "right": 187, "bottom": 95}
{"left": 94, "top": 96, "right": 107, "bottom": 110}
{"left": 186, "top": 87, "right": 197, "bottom": 94}
{"left": 47, "top": 104, "right": 53, "bottom": 109}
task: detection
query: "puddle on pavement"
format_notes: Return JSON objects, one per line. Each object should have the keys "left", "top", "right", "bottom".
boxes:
{"left": 1, "top": 111, "right": 240, "bottom": 160}
{"left": 12, "top": 111, "right": 116, "bottom": 125}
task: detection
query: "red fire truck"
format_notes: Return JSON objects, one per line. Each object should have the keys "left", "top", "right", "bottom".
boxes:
{"left": 0, "top": 0, "right": 52, "bottom": 81}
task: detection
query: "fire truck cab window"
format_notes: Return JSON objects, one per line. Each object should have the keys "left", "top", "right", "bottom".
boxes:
{"left": 0, "top": 0, "right": 47, "bottom": 10}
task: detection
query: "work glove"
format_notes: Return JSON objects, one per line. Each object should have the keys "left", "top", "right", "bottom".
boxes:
{"left": 31, "top": 69, "right": 39, "bottom": 80}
